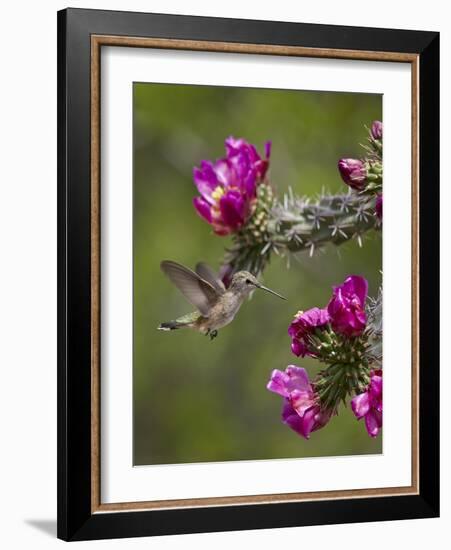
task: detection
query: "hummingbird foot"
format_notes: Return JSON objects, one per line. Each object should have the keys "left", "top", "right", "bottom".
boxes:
{"left": 209, "top": 330, "right": 218, "bottom": 341}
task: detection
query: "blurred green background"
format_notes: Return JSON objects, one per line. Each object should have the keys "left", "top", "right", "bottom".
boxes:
{"left": 133, "top": 83, "right": 382, "bottom": 465}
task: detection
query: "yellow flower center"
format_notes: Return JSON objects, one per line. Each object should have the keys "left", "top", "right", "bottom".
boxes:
{"left": 211, "top": 186, "right": 225, "bottom": 202}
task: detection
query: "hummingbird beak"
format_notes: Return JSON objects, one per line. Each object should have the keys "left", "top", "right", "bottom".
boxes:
{"left": 255, "top": 283, "right": 286, "bottom": 300}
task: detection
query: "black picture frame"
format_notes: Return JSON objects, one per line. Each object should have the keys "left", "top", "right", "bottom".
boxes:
{"left": 57, "top": 7, "right": 439, "bottom": 541}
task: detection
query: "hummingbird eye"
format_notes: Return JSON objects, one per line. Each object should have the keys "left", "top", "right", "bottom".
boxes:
{"left": 245, "top": 279, "right": 252, "bottom": 285}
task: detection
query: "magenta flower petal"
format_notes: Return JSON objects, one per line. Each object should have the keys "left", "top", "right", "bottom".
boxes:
{"left": 290, "top": 389, "right": 316, "bottom": 417}
{"left": 371, "top": 120, "right": 383, "bottom": 140}
{"left": 193, "top": 137, "right": 270, "bottom": 235}
{"left": 224, "top": 136, "right": 245, "bottom": 156}
{"left": 376, "top": 194, "right": 383, "bottom": 219}
{"left": 264, "top": 140, "right": 272, "bottom": 159}
{"left": 213, "top": 159, "right": 234, "bottom": 187}
{"left": 199, "top": 160, "right": 220, "bottom": 186}
{"left": 285, "top": 365, "right": 310, "bottom": 391}
{"left": 288, "top": 307, "right": 330, "bottom": 357}
{"left": 193, "top": 196, "right": 212, "bottom": 223}
{"left": 282, "top": 400, "right": 307, "bottom": 437}
{"left": 351, "top": 391, "right": 370, "bottom": 419}
{"left": 193, "top": 170, "right": 213, "bottom": 202}
{"left": 300, "top": 407, "right": 318, "bottom": 439}
{"left": 193, "top": 164, "right": 219, "bottom": 202}
{"left": 267, "top": 366, "right": 311, "bottom": 398}
{"left": 314, "top": 409, "right": 333, "bottom": 430}
{"left": 365, "top": 409, "right": 382, "bottom": 437}
{"left": 266, "top": 369, "right": 291, "bottom": 398}
{"left": 338, "top": 158, "right": 367, "bottom": 190}
{"left": 268, "top": 366, "right": 331, "bottom": 439}
{"left": 291, "top": 339, "right": 305, "bottom": 357}
{"left": 303, "top": 307, "right": 330, "bottom": 326}
{"left": 247, "top": 144, "right": 260, "bottom": 164}
{"left": 351, "top": 370, "right": 383, "bottom": 437}
{"left": 342, "top": 275, "right": 368, "bottom": 305}
{"left": 327, "top": 275, "right": 368, "bottom": 337}
{"left": 243, "top": 171, "right": 257, "bottom": 199}
{"left": 255, "top": 160, "right": 269, "bottom": 182}
{"left": 369, "top": 373, "right": 382, "bottom": 398}
{"left": 355, "top": 308, "right": 367, "bottom": 324}
{"left": 219, "top": 190, "right": 246, "bottom": 229}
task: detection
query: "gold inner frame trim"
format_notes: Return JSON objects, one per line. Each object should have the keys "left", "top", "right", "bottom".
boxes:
{"left": 90, "top": 35, "right": 420, "bottom": 514}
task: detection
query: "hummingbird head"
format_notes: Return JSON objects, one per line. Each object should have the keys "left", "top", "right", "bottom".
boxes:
{"left": 229, "top": 271, "right": 286, "bottom": 300}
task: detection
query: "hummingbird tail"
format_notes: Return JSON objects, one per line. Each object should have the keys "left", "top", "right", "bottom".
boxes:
{"left": 158, "top": 320, "right": 184, "bottom": 331}
{"left": 158, "top": 311, "right": 199, "bottom": 331}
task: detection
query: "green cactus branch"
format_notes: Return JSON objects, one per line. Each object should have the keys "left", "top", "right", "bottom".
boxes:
{"left": 364, "top": 286, "right": 383, "bottom": 370}
{"left": 223, "top": 186, "right": 381, "bottom": 276}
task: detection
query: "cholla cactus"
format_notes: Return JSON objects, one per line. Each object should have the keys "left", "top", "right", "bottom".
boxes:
{"left": 191, "top": 123, "right": 383, "bottom": 277}
{"left": 268, "top": 276, "right": 383, "bottom": 439}
{"left": 188, "top": 126, "right": 384, "bottom": 441}
{"left": 338, "top": 120, "right": 383, "bottom": 194}
{"left": 365, "top": 286, "right": 383, "bottom": 369}
{"left": 224, "top": 188, "right": 380, "bottom": 276}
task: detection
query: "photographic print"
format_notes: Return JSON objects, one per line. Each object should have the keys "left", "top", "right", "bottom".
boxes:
{"left": 133, "top": 83, "right": 383, "bottom": 466}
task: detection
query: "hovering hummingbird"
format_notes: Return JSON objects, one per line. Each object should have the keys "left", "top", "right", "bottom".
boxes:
{"left": 158, "top": 260, "right": 286, "bottom": 340}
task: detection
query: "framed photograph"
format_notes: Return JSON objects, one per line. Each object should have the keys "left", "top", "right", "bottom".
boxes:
{"left": 57, "top": 8, "right": 439, "bottom": 541}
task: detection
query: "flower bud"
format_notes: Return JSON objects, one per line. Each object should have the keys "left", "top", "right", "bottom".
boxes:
{"left": 337, "top": 158, "right": 367, "bottom": 190}
{"left": 371, "top": 120, "right": 383, "bottom": 140}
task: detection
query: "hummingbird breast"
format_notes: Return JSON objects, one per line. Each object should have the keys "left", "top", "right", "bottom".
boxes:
{"left": 196, "top": 291, "right": 244, "bottom": 332}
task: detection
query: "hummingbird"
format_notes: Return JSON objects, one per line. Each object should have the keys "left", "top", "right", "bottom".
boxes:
{"left": 158, "top": 260, "right": 286, "bottom": 340}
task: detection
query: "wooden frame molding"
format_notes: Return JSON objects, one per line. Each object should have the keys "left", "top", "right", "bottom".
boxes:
{"left": 90, "top": 34, "right": 420, "bottom": 514}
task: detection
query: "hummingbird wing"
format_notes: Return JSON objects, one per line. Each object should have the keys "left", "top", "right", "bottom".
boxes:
{"left": 195, "top": 262, "right": 226, "bottom": 294}
{"left": 160, "top": 260, "right": 220, "bottom": 317}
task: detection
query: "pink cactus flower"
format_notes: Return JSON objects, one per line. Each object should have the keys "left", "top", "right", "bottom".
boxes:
{"left": 351, "top": 370, "right": 383, "bottom": 437}
{"left": 327, "top": 275, "right": 368, "bottom": 337}
{"left": 288, "top": 307, "right": 330, "bottom": 357}
{"left": 193, "top": 137, "right": 271, "bottom": 235}
{"left": 267, "top": 366, "right": 331, "bottom": 439}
